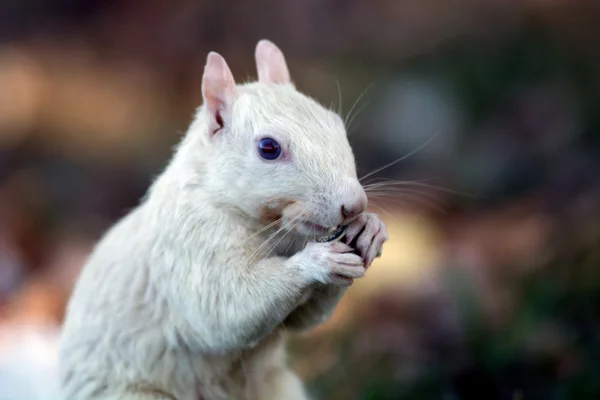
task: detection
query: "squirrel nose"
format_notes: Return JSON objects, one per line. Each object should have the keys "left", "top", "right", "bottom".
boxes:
{"left": 341, "top": 197, "right": 367, "bottom": 222}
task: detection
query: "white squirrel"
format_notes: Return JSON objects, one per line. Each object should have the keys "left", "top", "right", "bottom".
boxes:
{"left": 58, "top": 39, "right": 388, "bottom": 400}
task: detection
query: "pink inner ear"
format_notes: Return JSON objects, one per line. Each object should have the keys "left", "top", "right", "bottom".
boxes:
{"left": 263, "top": 64, "right": 289, "bottom": 85}
{"left": 201, "top": 52, "right": 237, "bottom": 135}
{"left": 256, "top": 40, "right": 290, "bottom": 85}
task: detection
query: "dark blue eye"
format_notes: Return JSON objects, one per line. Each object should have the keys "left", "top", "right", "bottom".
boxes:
{"left": 257, "top": 138, "right": 282, "bottom": 160}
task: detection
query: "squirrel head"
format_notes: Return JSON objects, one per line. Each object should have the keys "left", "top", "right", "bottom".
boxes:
{"left": 173, "top": 40, "right": 367, "bottom": 237}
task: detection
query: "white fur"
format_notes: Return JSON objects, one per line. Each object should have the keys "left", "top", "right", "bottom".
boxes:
{"left": 58, "top": 40, "right": 386, "bottom": 400}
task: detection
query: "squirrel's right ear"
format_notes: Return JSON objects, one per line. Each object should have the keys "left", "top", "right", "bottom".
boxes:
{"left": 202, "top": 52, "right": 238, "bottom": 135}
{"left": 255, "top": 39, "right": 291, "bottom": 85}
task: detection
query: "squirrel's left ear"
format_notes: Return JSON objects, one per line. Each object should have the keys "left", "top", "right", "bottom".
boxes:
{"left": 202, "top": 52, "right": 238, "bottom": 136}
{"left": 255, "top": 39, "right": 291, "bottom": 85}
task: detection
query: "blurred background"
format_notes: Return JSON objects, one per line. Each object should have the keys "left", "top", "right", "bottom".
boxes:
{"left": 1, "top": 0, "right": 600, "bottom": 399}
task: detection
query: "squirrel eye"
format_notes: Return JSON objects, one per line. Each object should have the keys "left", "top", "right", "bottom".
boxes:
{"left": 257, "top": 138, "right": 282, "bottom": 160}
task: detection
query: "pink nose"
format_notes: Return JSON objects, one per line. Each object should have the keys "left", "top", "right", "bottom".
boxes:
{"left": 341, "top": 197, "right": 367, "bottom": 221}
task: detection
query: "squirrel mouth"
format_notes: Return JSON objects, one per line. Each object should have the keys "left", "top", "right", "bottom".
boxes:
{"left": 297, "top": 221, "right": 348, "bottom": 242}
{"left": 315, "top": 225, "right": 348, "bottom": 243}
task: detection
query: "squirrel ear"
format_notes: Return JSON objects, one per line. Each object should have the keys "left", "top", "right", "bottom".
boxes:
{"left": 202, "top": 52, "right": 238, "bottom": 135}
{"left": 255, "top": 39, "right": 291, "bottom": 85}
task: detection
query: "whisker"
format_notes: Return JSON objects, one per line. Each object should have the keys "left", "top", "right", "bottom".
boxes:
{"left": 368, "top": 192, "right": 446, "bottom": 213}
{"left": 365, "top": 188, "right": 446, "bottom": 204}
{"left": 288, "top": 217, "right": 307, "bottom": 247}
{"left": 365, "top": 180, "right": 446, "bottom": 198}
{"left": 369, "top": 203, "right": 400, "bottom": 223}
{"left": 367, "top": 188, "right": 442, "bottom": 203}
{"left": 264, "top": 214, "right": 305, "bottom": 259}
{"left": 246, "top": 218, "right": 282, "bottom": 242}
{"left": 335, "top": 78, "right": 343, "bottom": 117}
{"left": 359, "top": 132, "right": 440, "bottom": 182}
{"left": 346, "top": 99, "right": 371, "bottom": 134}
{"left": 362, "top": 176, "right": 444, "bottom": 187}
{"left": 370, "top": 199, "right": 434, "bottom": 228}
{"left": 247, "top": 224, "right": 287, "bottom": 265}
{"left": 283, "top": 230, "right": 300, "bottom": 256}
{"left": 344, "top": 84, "right": 373, "bottom": 127}
{"left": 367, "top": 186, "right": 443, "bottom": 198}
{"left": 266, "top": 223, "right": 298, "bottom": 258}
{"left": 364, "top": 181, "right": 477, "bottom": 198}
{"left": 264, "top": 232, "right": 290, "bottom": 260}
{"left": 261, "top": 212, "right": 306, "bottom": 257}
{"left": 361, "top": 176, "right": 392, "bottom": 187}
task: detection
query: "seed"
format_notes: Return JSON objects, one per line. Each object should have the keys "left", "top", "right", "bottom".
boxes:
{"left": 315, "top": 225, "right": 348, "bottom": 243}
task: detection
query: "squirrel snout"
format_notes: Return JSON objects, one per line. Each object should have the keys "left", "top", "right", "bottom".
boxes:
{"left": 341, "top": 195, "right": 367, "bottom": 222}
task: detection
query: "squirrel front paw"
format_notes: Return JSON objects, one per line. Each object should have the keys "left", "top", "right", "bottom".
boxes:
{"left": 293, "top": 241, "right": 365, "bottom": 286}
{"left": 343, "top": 212, "right": 388, "bottom": 268}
